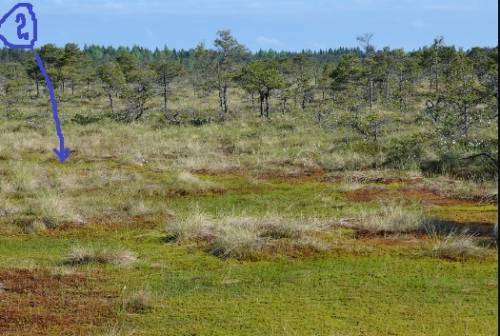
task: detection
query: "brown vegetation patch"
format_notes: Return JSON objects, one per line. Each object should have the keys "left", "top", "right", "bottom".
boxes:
{"left": 356, "top": 236, "right": 428, "bottom": 247}
{"left": 165, "top": 187, "right": 226, "bottom": 198}
{"left": 344, "top": 186, "right": 391, "bottom": 202}
{"left": 353, "top": 229, "right": 427, "bottom": 239}
{"left": 144, "top": 186, "right": 226, "bottom": 198}
{"left": 431, "top": 210, "right": 498, "bottom": 225}
{"left": 257, "top": 169, "right": 326, "bottom": 182}
{"left": 323, "top": 174, "right": 423, "bottom": 185}
{"left": 0, "top": 268, "right": 117, "bottom": 336}
{"left": 345, "top": 186, "right": 483, "bottom": 206}
{"left": 193, "top": 167, "right": 326, "bottom": 182}
{"left": 85, "top": 215, "right": 160, "bottom": 230}
{"left": 191, "top": 167, "right": 244, "bottom": 176}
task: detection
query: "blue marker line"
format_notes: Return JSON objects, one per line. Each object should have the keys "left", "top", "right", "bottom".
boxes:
{"left": 1, "top": 2, "right": 70, "bottom": 162}
{"left": 35, "top": 53, "right": 71, "bottom": 162}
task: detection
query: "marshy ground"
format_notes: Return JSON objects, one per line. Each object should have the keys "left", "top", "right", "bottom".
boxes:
{"left": 0, "top": 117, "right": 497, "bottom": 335}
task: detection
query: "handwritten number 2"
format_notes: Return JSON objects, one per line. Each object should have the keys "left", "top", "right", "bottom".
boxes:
{"left": 16, "top": 13, "right": 29, "bottom": 40}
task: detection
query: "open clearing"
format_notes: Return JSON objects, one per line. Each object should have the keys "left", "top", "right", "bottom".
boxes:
{"left": 0, "top": 121, "right": 497, "bottom": 335}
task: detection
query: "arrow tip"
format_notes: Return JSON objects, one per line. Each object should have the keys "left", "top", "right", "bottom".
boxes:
{"left": 53, "top": 147, "right": 71, "bottom": 163}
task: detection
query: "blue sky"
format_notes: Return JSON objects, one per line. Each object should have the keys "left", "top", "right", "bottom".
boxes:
{"left": 2, "top": 0, "right": 498, "bottom": 51}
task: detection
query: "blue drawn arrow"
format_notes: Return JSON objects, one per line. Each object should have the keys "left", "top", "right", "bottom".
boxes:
{"left": 35, "top": 53, "right": 71, "bottom": 162}
{"left": 1, "top": 3, "right": 70, "bottom": 162}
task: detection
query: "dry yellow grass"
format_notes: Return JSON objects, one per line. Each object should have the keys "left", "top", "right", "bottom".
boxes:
{"left": 64, "top": 246, "right": 138, "bottom": 266}
{"left": 166, "top": 209, "right": 332, "bottom": 259}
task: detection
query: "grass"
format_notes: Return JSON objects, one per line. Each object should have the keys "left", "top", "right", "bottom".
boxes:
{"left": 354, "top": 202, "right": 429, "bottom": 234}
{"left": 0, "top": 114, "right": 497, "bottom": 335}
{"left": 166, "top": 210, "right": 331, "bottom": 259}
{"left": 64, "top": 246, "right": 138, "bottom": 266}
{"left": 124, "top": 289, "right": 154, "bottom": 314}
{"left": 0, "top": 231, "right": 496, "bottom": 335}
{"left": 429, "top": 235, "right": 489, "bottom": 260}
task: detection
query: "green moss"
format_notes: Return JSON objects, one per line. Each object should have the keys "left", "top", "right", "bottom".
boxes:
{"left": 0, "top": 230, "right": 496, "bottom": 336}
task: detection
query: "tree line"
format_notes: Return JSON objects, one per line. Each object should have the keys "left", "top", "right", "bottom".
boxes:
{"left": 0, "top": 31, "right": 497, "bottom": 165}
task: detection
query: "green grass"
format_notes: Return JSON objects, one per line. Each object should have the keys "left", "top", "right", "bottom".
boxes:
{"left": 0, "top": 227, "right": 496, "bottom": 335}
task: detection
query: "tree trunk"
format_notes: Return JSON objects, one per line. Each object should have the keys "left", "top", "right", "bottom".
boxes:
{"left": 282, "top": 97, "right": 288, "bottom": 114}
{"left": 218, "top": 86, "right": 224, "bottom": 117}
{"left": 434, "top": 55, "right": 439, "bottom": 95}
{"left": 399, "top": 70, "right": 404, "bottom": 113}
{"left": 265, "top": 93, "right": 270, "bottom": 118}
{"left": 107, "top": 92, "right": 114, "bottom": 113}
{"left": 222, "top": 85, "right": 228, "bottom": 115}
{"left": 384, "top": 77, "right": 390, "bottom": 100}
{"left": 217, "top": 83, "right": 228, "bottom": 119}
{"left": 136, "top": 105, "right": 144, "bottom": 120}
{"left": 368, "top": 77, "right": 373, "bottom": 110}
{"left": 373, "top": 122, "right": 379, "bottom": 142}
{"left": 163, "top": 83, "right": 168, "bottom": 115}
{"left": 259, "top": 93, "right": 264, "bottom": 118}
{"left": 463, "top": 105, "right": 469, "bottom": 138}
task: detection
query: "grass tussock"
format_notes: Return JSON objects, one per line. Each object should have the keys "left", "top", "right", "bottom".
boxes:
{"left": 165, "top": 210, "right": 331, "bottom": 259}
{"left": 429, "top": 235, "right": 488, "bottom": 260}
{"left": 64, "top": 246, "right": 138, "bottom": 266}
{"left": 0, "top": 200, "right": 21, "bottom": 217}
{"left": 125, "top": 200, "right": 154, "bottom": 217}
{"left": 173, "top": 171, "right": 223, "bottom": 194}
{"left": 356, "top": 203, "right": 429, "bottom": 234}
{"left": 23, "top": 220, "right": 48, "bottom": 234}
{"left": 124, "top": 289, "right": 154, "bottom": 313}
{"left": 25, "top": 192, "right": 84, "bottom": 228}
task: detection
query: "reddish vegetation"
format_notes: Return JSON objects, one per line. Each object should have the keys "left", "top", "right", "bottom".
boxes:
{"left": 89, "top": 214, "right": 163, "bottom": 229}
{"left": 257, "top": 169, "right": 326, "bottom": 182}
{"left": 194, "top": 168, "right": 326, "bottom": 182}
{"left": 357, "top": 236, "right": 428, "bottom": 247}
{"left": 345, "top": 186, "right": 486, "bottom": 206}
{"left": 324, "top": 175, "right": 423, "bottom": 185}
{"left": 431, "top": 211, "right": 498, "bottom": 225}
{"left": 192, "top": 168, "right": 244, "bottom": 176}
{"left": 0, "top": 269, "right": 117, "bottom": 336}
{"left": 145, "top": 186, "right": 227, "bottom": 198}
